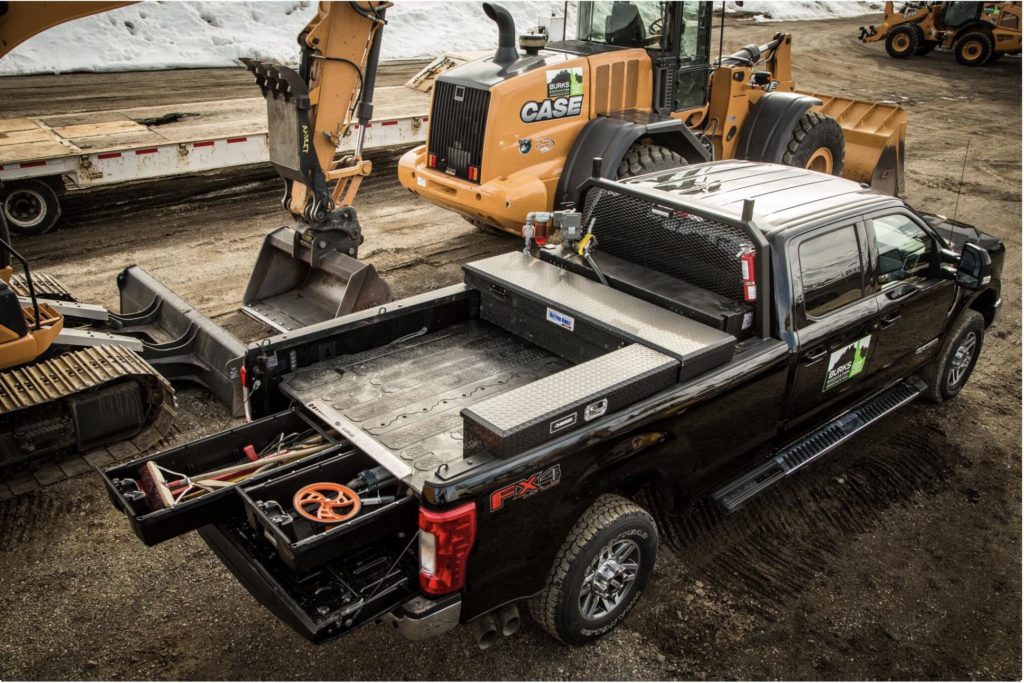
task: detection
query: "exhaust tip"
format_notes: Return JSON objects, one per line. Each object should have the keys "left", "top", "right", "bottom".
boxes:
{"left": 473, "top": 613, "right": 499, "bottom": 649}
{"left": 497, "top": 604, "right": 521, "bottom": 637}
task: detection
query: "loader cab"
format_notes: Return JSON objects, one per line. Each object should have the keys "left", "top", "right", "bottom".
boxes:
{"left": 572, "top": 0, "right": 714, "bottom": 112}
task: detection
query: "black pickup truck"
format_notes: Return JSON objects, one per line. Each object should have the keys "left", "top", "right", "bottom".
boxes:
{"left": 102, "top": 160, "right": 1003, "bottom": 648}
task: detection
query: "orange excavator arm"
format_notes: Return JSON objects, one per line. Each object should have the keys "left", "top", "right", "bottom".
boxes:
{"left": 244, "top": 1, "right": 391, "bottom": 223}
{"left": 0, "top": 1, "right": 134, "bottom": 58}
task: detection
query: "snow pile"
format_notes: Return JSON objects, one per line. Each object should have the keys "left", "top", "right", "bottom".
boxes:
{"left": 724, "top": 1, "right": 883, "bottom": 22}
{"left": 1, "top": 1, "right": 883, "bottom": 76}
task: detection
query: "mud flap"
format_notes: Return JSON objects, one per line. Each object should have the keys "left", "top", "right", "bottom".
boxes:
{"left": 242, "top": 225, "right": 391, "bottom": 333}
{"left": 110, "top": 266, "right": 247, "bottom": 416}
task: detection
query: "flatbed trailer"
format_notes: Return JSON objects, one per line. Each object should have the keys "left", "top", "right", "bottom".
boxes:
{"left": 0, "top": 85, "right": 429, "bottom": 234}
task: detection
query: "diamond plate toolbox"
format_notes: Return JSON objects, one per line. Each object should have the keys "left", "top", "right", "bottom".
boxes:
{"left": 462, "top": 344, "right": 679, "bottom": 459}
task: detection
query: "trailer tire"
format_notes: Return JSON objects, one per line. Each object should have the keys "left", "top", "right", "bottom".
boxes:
{"left": 528, "top": 494, "right": 658, "bottom": 645}
{"left": 921, "top": 309, "right": 984, "bottom": 403}
{"left": 781, "top": 112, "right": 845, "bottom": 177}
{"left": 616, "top": 143, "right": 687, "bottom": 179}
{"left": 885, "top": 24, "right": 921, "bottom": 58}
{"left": 2, "top": 179, "right": 61, "bottom": 236}
{"left": 954, "top": 31, "right": 993, "bottom": 66}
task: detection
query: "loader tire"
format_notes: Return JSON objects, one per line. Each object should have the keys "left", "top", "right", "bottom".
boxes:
{"left": 616, "top": 144, "right": 687, "bottom": 179}
{"left": 529, "top": 494, "right": 658, "bottom": 645}
{"left": 921, "top": 309, "right": 984, "bottom": 403}
{"left": 955, "top": 31, "right": 993, "bottom": 66}
{"left": 781, "top": 112, "right": 845, "bottom": 177}
{"left": 916, "top": 40, "right": 938, "bottom": 56}
{"left": 2, "top": 179, "right": 61, "bottom": 236}
{"left": 885, "top": 24, "right": 921, "bottom": 58}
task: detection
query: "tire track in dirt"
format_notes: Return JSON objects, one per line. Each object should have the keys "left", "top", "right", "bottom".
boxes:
{"left": 646, "top": 407, "right": 959, "bottom": 617}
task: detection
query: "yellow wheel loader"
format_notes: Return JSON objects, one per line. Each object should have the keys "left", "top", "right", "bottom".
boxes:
{"left": 396, "top": 2, "right": 908, "bottom": 235}
{"left": 859, "top": 1, "right": 1022, "bottom": 66}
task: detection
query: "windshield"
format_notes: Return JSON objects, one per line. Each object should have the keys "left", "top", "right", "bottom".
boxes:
{"left": 576, "top": 1, "right": 666, "bottom": 48}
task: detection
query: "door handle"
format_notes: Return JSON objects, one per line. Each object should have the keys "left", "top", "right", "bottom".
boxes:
{"left": 802, "top": 346, "right": 828, "bottom": 365}
{"left": 880, "top": 312, "right": 902, "bottom": 328}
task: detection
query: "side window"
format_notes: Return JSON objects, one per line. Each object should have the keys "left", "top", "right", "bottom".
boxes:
{"left": 872, "top": 214, "right": 933, "bottom": 286}
{"left": 799, "top": 225, "right": 865, "bottom": 319}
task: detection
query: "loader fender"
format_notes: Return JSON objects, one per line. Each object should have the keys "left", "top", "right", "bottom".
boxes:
{"left": 555, "top": 115, "right": 710, "bottom": 210}
{"left": 735, "top": 92, "right": 823, "bottom": 165}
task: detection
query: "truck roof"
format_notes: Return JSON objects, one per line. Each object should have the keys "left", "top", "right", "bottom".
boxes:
{"left": 620, "top": 160, "right": 903, "bottom": 235}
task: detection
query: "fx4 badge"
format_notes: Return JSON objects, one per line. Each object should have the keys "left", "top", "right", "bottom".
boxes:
{"left": 490, "top": 465, "right": 562, "bottom": 512}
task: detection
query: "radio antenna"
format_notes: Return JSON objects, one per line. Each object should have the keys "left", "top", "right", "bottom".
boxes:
{"left": 949, "top": 139, "right": 970, "bottom": 244}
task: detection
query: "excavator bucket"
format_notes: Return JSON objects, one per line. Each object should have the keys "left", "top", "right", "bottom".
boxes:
{"left": 240, "top": 54, "right": 392, "bottom": 333}
{"left": 242, "top": 225, "right": 391, "bottom": 332}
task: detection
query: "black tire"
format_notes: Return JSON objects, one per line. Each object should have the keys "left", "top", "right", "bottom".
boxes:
{"left": 915, "top": 40, "right": 939, "bottom": 56}
{"left": 1, "top": 178, "right": 61, "bottom": 236}
{"left": 616, "top": 143, "right": 687, "bottom": 179}
{"left": 885, "top": 24, "right": 921, "bottom": 58}
{"left": 921, "top": 309, "right": 984, "bottom": 403}
{"left": 954, "top": 31, "right": 993, "bottom": 66}
{"left": 781, "top": 112, "right": 845, "bottom": 177}
{"left": 529, "top": 494, "right": 658, "bottom": 645}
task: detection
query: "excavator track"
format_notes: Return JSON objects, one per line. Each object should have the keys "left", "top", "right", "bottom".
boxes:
{"left": 0, "top": 346, "right": 176, "bottom": 489}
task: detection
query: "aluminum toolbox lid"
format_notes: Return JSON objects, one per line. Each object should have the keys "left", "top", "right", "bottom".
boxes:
{"left": 463, "top": 251, "right": 736, "bottom": 372}
{"left": 462, "top": 344, "right": 679, "bottom": 458}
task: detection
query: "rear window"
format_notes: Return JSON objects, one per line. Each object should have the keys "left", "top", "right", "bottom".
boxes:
{"left": 799, "top": 225, "right": 865, "bottom": 318}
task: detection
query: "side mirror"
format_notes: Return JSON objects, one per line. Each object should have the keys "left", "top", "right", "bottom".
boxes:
{"left": 955, "top": 242, "right": 992, "bottom": 291}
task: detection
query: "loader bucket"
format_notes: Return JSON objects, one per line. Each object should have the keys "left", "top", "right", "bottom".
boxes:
{"left": 242, "top": 226, "right": 391, "bottom": 333}
{"left": 806, "top": 92, "right": 907, "bottom": 196}
{"left": 110, "top": 266, "right": 247, "bottom": 416}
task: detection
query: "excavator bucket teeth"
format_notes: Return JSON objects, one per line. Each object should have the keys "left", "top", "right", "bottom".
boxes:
{"left": 242, "top": 226, "right": 391, "bottom": 333}
{"left": 110, "top": 266, "right": 247, "bottom": 416}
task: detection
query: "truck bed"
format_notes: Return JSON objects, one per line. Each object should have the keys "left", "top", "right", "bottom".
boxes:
{"left": 278, "top": 320, "right": 571, "bottom": 490}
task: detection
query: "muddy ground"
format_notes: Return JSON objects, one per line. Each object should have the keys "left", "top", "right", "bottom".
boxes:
{"left": 0, "top": 14, "right": 1020, "bottom": 681}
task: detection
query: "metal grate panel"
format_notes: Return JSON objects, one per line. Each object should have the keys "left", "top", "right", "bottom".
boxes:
{"left": 428, "top": 80, "right": 490, "bottom": 183}
{"left": 581, "top": 187, "right": 751, "bottom": 302}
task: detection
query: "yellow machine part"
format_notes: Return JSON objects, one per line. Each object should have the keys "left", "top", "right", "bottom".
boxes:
{"left": 806, "top": 93, "right": 907, "bottom": 195}
{"left": 0, "top": 301, "right": 63, "bottom": 370}
{"left": 0, "top": 2, "right": 133, "bottom": 58}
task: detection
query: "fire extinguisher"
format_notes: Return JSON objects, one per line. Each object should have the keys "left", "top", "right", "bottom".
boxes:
{"left": 738, "top": 244, "right": 757, "bottom": 303}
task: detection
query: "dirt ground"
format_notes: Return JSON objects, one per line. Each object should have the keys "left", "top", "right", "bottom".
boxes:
{"left": 0, "top": 14, "right": 1020, "bottom": 681}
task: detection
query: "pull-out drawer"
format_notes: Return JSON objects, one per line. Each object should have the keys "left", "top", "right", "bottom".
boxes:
{"left": 200, "top": 521, "right": 419, "bottom": 644}
{"left": 102, "top": 408, "right": 343, "bottom": 545}
{"left": 240, "top": 451, "right": 418, "bottom": 573}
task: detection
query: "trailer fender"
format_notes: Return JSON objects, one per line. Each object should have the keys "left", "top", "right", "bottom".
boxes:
{"left": 554, "top": 115, "right": 711, "bottom": 210}
{"left": 735, "top": 92, "right": 823, "bottom": 165}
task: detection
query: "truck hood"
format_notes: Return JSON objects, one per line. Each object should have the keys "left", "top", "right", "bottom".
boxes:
{"left": 921, "top": 212, "right": 1006, "bottom": 282}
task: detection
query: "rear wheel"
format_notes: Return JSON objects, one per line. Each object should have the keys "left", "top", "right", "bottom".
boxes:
{"left": 781, "top": 112, "right": 845, "bottom": 176}
{"left": 616, "top": 143, "right": 687, "bottom": 179}
{"left": 529, "top": 494, "right": 658, "bottom": 645}
{"left": 922, "top": 309, "right": 984, "bottom": 403}
{"left": 955, "top": 31, "right": 993, "bottom": 66}
{"left": 885, "top": 24, "right": 921, "bottom": 58}
{"left": 1, "top": 179, "right": 61, "bottom": 236}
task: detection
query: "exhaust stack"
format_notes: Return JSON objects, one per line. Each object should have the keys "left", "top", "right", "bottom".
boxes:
{"left": 483, "top": 3, "right": 518, "bottom": 64}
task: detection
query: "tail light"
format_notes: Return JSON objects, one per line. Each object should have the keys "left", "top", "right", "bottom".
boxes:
{"left": 468, "top": 165, "right": 480, "bottom": 182}
{"left": 427, "top": 153, "right": 438, "bottom": 168}
{"left": 418, "top": 502, "right": 476, "bottom": 595}
{"left": 738, "top": 245, "right": 757, "bottom": 303}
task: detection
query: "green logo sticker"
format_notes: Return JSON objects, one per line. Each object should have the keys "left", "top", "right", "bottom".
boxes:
{"left": 823, "top": 334, "right": 872, "bottom": 391}
{"left": 546, "top": 67, "right": 584, "bottom": 98}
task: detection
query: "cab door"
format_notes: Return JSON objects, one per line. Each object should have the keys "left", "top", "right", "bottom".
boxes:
{"left": 784, "top": 221, "right": 883, "bottom": 433}
{"left": 865, "top": 211, "right": 956, "bottom": 380}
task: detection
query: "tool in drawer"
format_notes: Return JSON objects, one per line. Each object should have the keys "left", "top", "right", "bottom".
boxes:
{"left": 293, "top": 483, "right": 362, "bottom": 523}
{"left": 139, "top": 430, "right": 333, "bottom": 509}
